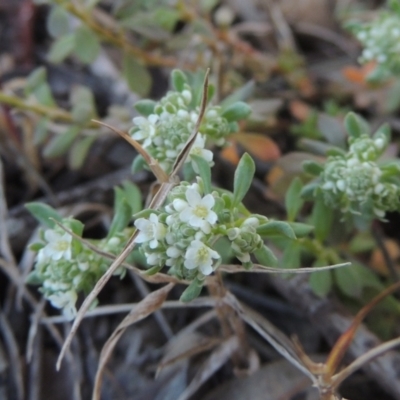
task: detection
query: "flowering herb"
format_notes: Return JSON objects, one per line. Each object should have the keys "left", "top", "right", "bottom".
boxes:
{"left": 348, "top": 1, "right": 400, "bottom": 79}
{"left": 302, "top": 112, "right": 400, "bottom": 222}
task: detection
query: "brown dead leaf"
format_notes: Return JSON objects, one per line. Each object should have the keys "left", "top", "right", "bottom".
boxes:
{"left": 92, "top": 283, "right": 175, "bottom": 400}
{"left": 220, "top": 141, "right": 240, "bottom": 165}
{"left": 231, "top": 132, "right": 281, "bottom": 162}
{"left": 280, "top": 0, "right": 336, "bottom": 29}
{"left": 370, "top": 239, "right": 400, "bottom": 276}
{"left": 266, "top": 152, "right": 323, "bottom": 199}
{"left": 158, "top": 332, "right": 221, "bottom": 374}
{"left": 289, "top": 99, "right": 312, "bottom": 121}
{"left": 203, "top": 358, "right": 319, "bottom": 400}
{"left": 177, "top": 336, "right": 240, "bottom": 400}
{"left": 342, "top": 62, "right": 377, "bottom": 86}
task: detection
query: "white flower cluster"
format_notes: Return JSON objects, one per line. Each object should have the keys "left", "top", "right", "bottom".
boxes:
{"left": 319, "top": 134, "right": 399, "bottom": 219}
{"left": 29, "top": 220, "right": 127, "bottom": 319}
{"left": 352, "top": 12, "right": 400, "bottom": 76}
{"left": 134, "top": 181, "right": 264, "bottom": 279}
{"left": 130, "top": 79, "right": 233, "bottom": 173}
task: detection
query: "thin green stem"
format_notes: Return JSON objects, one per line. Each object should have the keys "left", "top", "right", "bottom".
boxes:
{"left": 0, "top": 92, "right": 98, "bottom": 128}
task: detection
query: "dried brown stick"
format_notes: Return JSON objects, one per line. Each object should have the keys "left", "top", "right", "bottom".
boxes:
{"left": 268, "top": 274, "right": 400, "bottom": 400}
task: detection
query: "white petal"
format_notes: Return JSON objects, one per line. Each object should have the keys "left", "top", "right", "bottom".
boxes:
{"left": 206, "top": 211, "right": 217, "bottom": 225}
{"left": 201, "top": 194, "right": 215, "bottom": 209}
{"left": 180, "top": 207, "right": 193, "bottom": 223}
{"left": 199, "top": 263, "right": 213, "bottom": 275}
{"left": 186, "top": 189, "right": 201, "bottom": 206}
{"left": 167, "top": 247, "right": 181, "bottom": 257}
{"left": 173, "top": 199, "right": 188, "bottom": 212}
{"left": 134, "top": 218, "right": 150, "bottom": 231}
{"left": 184, "top": 258, "right": 197, "bottom": 270}
{"left": 199, "top": 221, "right": 211, "bottom": 234}
{"left": 133, "top": 116, "right": 147, "bottom": 125}
{"left": 135, "top": 231, "right": 150, "bottom": 243}
{"left": 148, "top": 114, "right": 159, "bottom": 124}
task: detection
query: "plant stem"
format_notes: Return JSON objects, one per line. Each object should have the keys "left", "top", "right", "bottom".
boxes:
{"left": 207, "top": 273, "right": 251, "bottom": 370}
{"left": 54, "top": 0, "right": 195, "bottom": 69}
{"left": 0, "top": 92, "right": 98, "bottom": 128}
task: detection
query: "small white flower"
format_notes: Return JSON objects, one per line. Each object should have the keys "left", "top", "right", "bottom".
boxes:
{"left": 131, "top": 114, "right": 159, "bottom": 147}
{"left": 166, "top": 246, "right": 182, "bottom": 266}
{"left": 184, "top": 240, "right": 220, "bottom": 275}
{"left": 322, "top": 181, "right": 335, "bottom": 190}
{"left": 374, "top": 137, "right": 385, "bottom": 150}
{"left": 38, "top": 230, "right": 73, "bottom": 262}
{"left": 182, "top": 90, "right": 192, "bottom": 103}
{"left": 176, "top": 188, "right": 217, "bottom": 233}
{"left": 134, "top": 213, "right": 166, "bottom": 249}
{"left": 336, "top": 180, "right": 346, "bottom": 191}
{"left": 48, "top": 290, "right": 77, "bottom": 320}
{"left": 189, "top": 135, "right": 214, "bottom": 171}
{"left": 362, "top": 49, "right": 374, "bottom": 60}
{"left": 145, "top": 252, "right": 163, "bottom": 266}
{"left": 242, "top": 217, "right": 259, "bottom": 228}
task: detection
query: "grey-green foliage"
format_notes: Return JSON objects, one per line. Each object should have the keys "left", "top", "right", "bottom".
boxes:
{"left": 347, "top": 0, "right": 400, "bottom": 79}
{"left": 130, "top": 70, "right": 251, "bottom": 174}
{"left": 302, "top": 112, "right": 400, "bottom": 222}
{"left": 25, "top": 181, "right": 143, "bottom": 319}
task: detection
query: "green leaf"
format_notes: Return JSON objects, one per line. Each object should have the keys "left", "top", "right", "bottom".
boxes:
{"left": 108, "top": 187, "right": 133, "bottom": 238}
{"left": 33, "top": 118, "right": 50, "bottom": 145}
{"left": 302, "top": 160, "right": 323, "bottom": 176}
{"left": 213, "top": 237, "right": 233, "bottom": 264}
{"left": 311, "top": 193, "right": 333, "bottom": 242}
{"left": 74, "top": 26, "right": 101, "bottom": 64}
{"left": 191, "top": 154, "right": 212, "bottom": 194}
{"left": 285, "top": 177, "right": 304, "bottom": 222}
{"left": 33, "top": 83, "right": 56, "bottom": 107}
{"left": 153, "top": 7, "right": 180, "bottom": 32}
{"left": 120, "top": 13, "right": 171, "bottom": 41}
{"left": 300, "top": 181, "right": 318, "bottom": 200}
{"left": 145, "top": 265, "right": 164, "bottom": 275}
{"left": 334, "top": 266, "right": 362, "bottom": 298}
{"left": 344, "top": 112, "right": 370, "bottom": 139}
{"left": 281, "top": 242, "right": 301, "bottom": 269}
{"left": 309, "top": 268, "right": 332, "bottom": 297}
{"left": 122, "top": 53, "right": 152, "bottom": 96}
{"left": 180, "top": 279, "right": 204, "bottom": 302}
{"left": 68, "top": 135, "right": 95, "bottom": 170}
{"left": 70, "top": 85, "right": 96, "bottom": 123}
{"left": 221, "top": 101, "right": 252, "bottom": 122}
{"left": 233, "top": 153, "right": 255, "bottom": 206}
{"left": 287, "top": 222, "right": 314, "bottom": 237}
{"left": 43, "top": 126, "right": 80, "bottom": 158}
{"left": 373, "top": 123, "right": 391, "bottom": 143}
{"left": 26, "top": 271, "right": 43, "bottom": 285}
{"left": 48, "top": 33, "right": 75, "bottom": 63}
{"left": 171, "top": 69, "right": 187, "bottom": 92}
{"left": 134, "top": 99, "right": 156, "bottom": 116}
{"left": 132, "top": 208, "right": 156, "bottom": 220}
{"left": 389, "top": 0, "right": 400, "bottom": 13}
{"left": 68, "top": 218, "right": 84, "bottom": 236}
{"left": 25, "top": 202, "right": 62, "bottom": 228}
{"left": 25, "top": 67, "right": 47, "bottom": 93}
{"left": 257, "top": 221, "right": 296, "bottom": 239}
{"left": 47, "top": 6, "right": 70, "bottom": 38}
{"left": 122, "top": 181, "right": 143, "bottom": 215}
{"left": 131, "top": 155, "right": 146, "bottom": 173}
{"left": 220, "top": 81, "right": 255, "bottom": 108}
{"left": 317, "top": 113, "right": 346, "bottom": 148}
{"left": 254, "top": 245, "right": 278, "bottom": 267}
